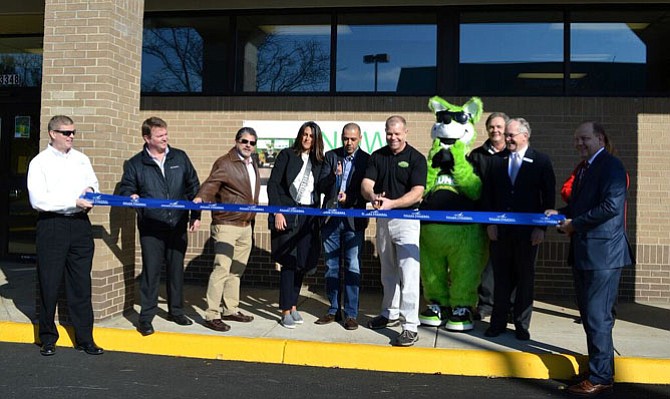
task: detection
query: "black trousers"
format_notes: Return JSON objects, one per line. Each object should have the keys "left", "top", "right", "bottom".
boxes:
{"left": 273, "top": 215, "right": 321, "bottom": 311}
{"left": 138, "top": 226, "right": 188, "bottom": 323}
{"left": 489, "top": 236, "right": 538, "bottom": 331}
{"left": 36, "top": 212, "right": 95, "bottom": 346}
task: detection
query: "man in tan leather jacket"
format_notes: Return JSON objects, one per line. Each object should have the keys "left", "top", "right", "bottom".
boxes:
{"left": 194, "top": 127, "right": 261, "bottom": 332}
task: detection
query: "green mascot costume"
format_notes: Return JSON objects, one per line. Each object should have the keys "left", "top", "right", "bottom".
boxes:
{"left": 419, "top": 96, "right": 488, "bottom": 331}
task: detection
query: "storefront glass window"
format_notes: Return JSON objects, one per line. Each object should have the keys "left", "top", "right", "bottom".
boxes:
{"left": 0, "top": 36, "right": 42, "bottom": 88}
{"left": 236, "top": 15, "right": 331, "bottom": 93}
{"left": 459, "top": 11, "right": 564, "bottom": 95}
{"left": 142, "top": 16, "right": 230, "bottom": 93}
{"left": 570, "top": 10, "right": 670, "bottom": 95}
{"left": 336, "top": 13, "right": 436, "bottom": 93}
{"left": 139, "top": 7, "right": 670, "bottom": 97}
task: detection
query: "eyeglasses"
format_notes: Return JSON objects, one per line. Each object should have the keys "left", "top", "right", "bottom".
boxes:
{"left": 53, "top": 129, "right": 76, "bottom": 137}
{"left": 436, "top": 110, "right": 469, "bottom": 125}
{"left": 238, "top": 139, "right": 257, "bottom": 146}
{"left": 504, "top": 132, "right": 524, "bottom": 139}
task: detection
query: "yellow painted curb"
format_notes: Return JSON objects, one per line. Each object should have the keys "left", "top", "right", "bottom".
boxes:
{"left": 2, "top": 321, "right": 669, "bottom": 384}
{"left": 283, "top": 340, "right": 581, "bottom": 379}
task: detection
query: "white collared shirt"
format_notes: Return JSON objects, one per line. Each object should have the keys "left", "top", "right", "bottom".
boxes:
{"left": 27, "top": 144, "right": 99, "bottom": 214}
{"left": 509, "top": 146, "right": 528, "bottom": 177}
{"left": 238, "top": 153, "right": 256, "bottom": 199}
{"left": 587, "top": 147, "right": 605, "bottom": 165}
{"left": 146, "top": 146, "right": 170, "bottom": 177}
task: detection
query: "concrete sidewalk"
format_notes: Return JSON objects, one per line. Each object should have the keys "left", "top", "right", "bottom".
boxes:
{"left": 1, "top": 261, "right": 669, "bottom": 384}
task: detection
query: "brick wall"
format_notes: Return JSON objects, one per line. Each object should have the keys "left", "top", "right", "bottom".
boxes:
{"left": 41, "top": 0, "right": 144, "bottom": 321}
{"left": 138, "top": 96, "right": 670, "bottom": 305}
{"left": 35, "top": 3, "right": 669, "bottom": 323}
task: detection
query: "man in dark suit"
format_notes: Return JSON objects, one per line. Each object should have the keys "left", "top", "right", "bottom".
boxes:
{"left": 482, "top": 117, "right": 555, "bottom": 340}
{"left": 315, "top": 123, "right": 370, "bottom": 330}
{"left": 546, "top": 121, "right": 633, "bottom": 397}
{"left": 469, "top": 111, "right": 509, "bottom": 320}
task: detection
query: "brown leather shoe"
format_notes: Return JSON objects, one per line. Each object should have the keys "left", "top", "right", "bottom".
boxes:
{"left": 221, "top": 312, "right": 254, "bottom": 323}
{"left": 315, "top": 313, "right": 336, "bottom": 325}
{"left": 343, "top": 317, "right": 359, "bottom": 330}
{"left": 567, "top": 379, "right": 613, "bottom": 396}
{"left": 205, "top": 319, "right": 231, "bottom": 332}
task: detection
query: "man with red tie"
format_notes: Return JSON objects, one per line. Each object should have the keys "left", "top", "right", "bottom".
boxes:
{"left": 546, "top": 121, "right": 634, "bottom": 396}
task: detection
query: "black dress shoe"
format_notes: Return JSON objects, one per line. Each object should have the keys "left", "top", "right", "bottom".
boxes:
{"left": 75, "top": 343, "right": 104, "bottom": 355}
{"left": 515, "top": 328, "right": 530, "bottom": 341}
{"left": 40, "top": 343, "right": 56, "bottom": 356}
{"left": 138, "top": 321, "right": 155, "bottom": 336}
{"left": 484, "top": 327, "right": 504, "bottom": 337}
{"left": 168, "top": 314, "right": 193, "bottom": 326}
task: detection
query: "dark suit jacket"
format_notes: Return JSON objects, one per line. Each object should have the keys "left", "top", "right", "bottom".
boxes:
{"left": 483, "top": 147, "right": 556, "bottom": 238}
{"left": 316, "top": 147, "right": 370, "bottom": 231}
{"left": 561, "top": 150, "right": 634, "bottom": 270}
{"left": 267, "top": 147, "right": 323, "bottom": 227}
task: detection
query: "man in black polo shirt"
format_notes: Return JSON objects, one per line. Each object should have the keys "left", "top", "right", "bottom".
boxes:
{"left": 361, "top": 115, "right": 427, "bottom": 347}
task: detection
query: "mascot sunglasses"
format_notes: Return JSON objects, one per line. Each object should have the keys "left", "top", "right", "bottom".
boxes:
{"left": 436, "top": 110, "right": 469, "bottom": 125}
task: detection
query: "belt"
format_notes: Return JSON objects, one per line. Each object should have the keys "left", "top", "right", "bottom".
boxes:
{"left": 215, "top": 220, "right": 252, "bottom": 227}
{"left": 39, "top": 211, "right": 88, "bottom": 219}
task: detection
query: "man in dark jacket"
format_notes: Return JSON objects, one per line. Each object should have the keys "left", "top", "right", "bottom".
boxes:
{"left": 314, "top": 123, "right": 370, "bottom": 330}
{"left": 468, "top": 112, "right": 509, "bottom": 320}
{"left": 547, "top": 121, "right": 634, "bottom": 397}
{"left": 119, "top": 116, "right": 201, "bottom": 336}
{"left": 482, "top": 117, "right": 555, "bottom": 341}
{"left": 194, "top": 127, "right": 261, "bottom": 333}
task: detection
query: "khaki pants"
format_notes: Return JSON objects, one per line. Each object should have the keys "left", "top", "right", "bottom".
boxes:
{"left": 205, "top": 224, "right": 252, "bottom": 321}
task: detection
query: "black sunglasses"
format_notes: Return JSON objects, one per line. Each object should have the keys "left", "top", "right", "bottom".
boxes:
{"left": 436, "top": 111, "right": 469, "bottom": 125}
{"left": 239, "top": 139, "right": 257, "bottom": 146}
{"left": 53, "top": 129, "right": 76, "bottom": 137}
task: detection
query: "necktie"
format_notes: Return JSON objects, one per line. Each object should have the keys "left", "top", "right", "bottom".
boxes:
{"left": 575, "top": 160, "right": 589, "bottom": 189}
{"left": 509, "top": 153, "right": 521, "bottom": 183}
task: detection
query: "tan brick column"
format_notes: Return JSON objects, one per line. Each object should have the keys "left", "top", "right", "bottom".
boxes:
{"left": 40, "top": 0, "right": 145, "bottom": 320}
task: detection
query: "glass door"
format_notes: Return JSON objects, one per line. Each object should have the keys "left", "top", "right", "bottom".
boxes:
{"left": 0, "top": 102, "right": 40, "bottom": 257}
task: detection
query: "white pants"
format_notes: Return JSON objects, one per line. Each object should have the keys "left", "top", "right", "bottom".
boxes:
{"left": 376, "top": 218, "right": 421, "bottom": 332}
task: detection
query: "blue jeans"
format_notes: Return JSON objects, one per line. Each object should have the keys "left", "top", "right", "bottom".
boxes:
{"left": 321, "top": 218, "right": 363, "bottom": 319}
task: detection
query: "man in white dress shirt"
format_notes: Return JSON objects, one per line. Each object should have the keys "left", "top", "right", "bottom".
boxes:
{"left": 27, "top": 115, "right": 103, "bottom": 356}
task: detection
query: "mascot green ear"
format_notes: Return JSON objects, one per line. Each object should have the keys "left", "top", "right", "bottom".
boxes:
{"left": 428, "top": 96, "right": 451, "bottom": 113}
{"left": 463, "top": 97, "right": 483, "bottom": 123}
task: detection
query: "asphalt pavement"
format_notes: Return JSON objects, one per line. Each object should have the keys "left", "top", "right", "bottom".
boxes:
{"left": 1, "top": 341, "right": 669, "bottom": 399}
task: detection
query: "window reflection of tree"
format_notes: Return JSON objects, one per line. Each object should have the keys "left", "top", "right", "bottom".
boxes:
{"left": 142, "top": 28, "right": 203, "bottom": 92}
{"left": 255, "top": 34, "right": 329, "bottom": 92}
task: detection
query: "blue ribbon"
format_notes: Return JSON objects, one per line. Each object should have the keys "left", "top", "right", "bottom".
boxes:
{"left": 83, "top": 192, "right": 563, "bottom": 226}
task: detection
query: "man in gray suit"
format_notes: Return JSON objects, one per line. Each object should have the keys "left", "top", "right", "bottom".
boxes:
{"left": 546, "top": 121, "right": 634, "bottom": 397}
